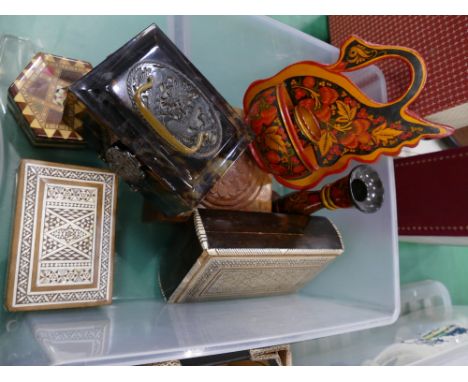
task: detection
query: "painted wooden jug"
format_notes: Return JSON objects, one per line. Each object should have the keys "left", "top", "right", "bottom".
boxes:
{"left": 243, "top": 36, "right": 454, "bottom": 189}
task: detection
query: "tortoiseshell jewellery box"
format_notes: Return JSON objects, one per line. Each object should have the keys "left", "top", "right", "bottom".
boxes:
{"left": 66, "top": 24, "right": 251, "bottom": 218}
{"left": 159, "top": 209, "right": 344, "bottom": 303}
{"left": 5, "top": 159, "right": 118, "bottom": 311}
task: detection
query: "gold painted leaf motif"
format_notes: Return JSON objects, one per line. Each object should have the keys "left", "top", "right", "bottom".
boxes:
{"left": 264, "top": 129, "right": 287, "bottom": 154}
{"left": 318, "top": 131, "right": 337, "bottom": 156}
{"left": 264, "top": 125, "right": 279, "bottom": 135}
{"left": 334, "top": 100, "right": 357, "bottom": 130}
{"left": 371, "top": 123, "right": 403, "bottom": 144}
{"left": 347, "top": 45, "right": 375, "bottom": 64}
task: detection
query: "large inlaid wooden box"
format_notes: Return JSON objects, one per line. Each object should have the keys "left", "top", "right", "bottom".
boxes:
{"left": 160, "top": 209, "right": 344, "bottom": 303}
{"left": 5, "top": 159, "right": 118, "bottom": 311}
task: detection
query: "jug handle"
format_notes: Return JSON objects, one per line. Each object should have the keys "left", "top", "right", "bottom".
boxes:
{"left": 327, "top": 35, "right": 426, "bottom": 108}
{"left": 134, "top": 76, "right": 207, "bottom": 155}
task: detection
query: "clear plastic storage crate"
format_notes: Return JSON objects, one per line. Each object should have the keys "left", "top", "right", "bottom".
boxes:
{"left": 292, "top": 281, "right": 468, "bottom": 366}
{"left": 0, "top": 16, "right": 399, "bottom": 365}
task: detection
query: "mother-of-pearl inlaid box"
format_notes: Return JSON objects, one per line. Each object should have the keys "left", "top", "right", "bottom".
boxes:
{"left": 5, "top": 159, "right": 118, "bottom": 311}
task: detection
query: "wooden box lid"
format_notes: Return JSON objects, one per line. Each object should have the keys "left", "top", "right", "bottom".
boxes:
{"left": 5, "top": 159, "right": 118, "bottom": 311}
{"left": 8, "top": 53, "right": 92, "bottom": 147}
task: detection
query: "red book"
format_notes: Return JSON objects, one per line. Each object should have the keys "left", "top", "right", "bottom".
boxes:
{"left": 329, "top": 16, "right": 468, "bottom": 129}
{"left": 394, "top": 146, "right": 468, "bottom": 244}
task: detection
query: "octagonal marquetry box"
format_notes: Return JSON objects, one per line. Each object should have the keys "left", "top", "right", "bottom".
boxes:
{"left": 8, "top": 52, "right": 92, "bottom": 148}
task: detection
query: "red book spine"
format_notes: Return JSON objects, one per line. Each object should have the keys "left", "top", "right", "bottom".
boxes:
{"left": 395, "top": 146, "right": 468, "bottom": 237}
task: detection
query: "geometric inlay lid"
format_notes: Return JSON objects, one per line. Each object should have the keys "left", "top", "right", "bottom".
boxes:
{"left": 164, "top": 209, "right": 343, "bottom": 303}
{"left": 8, "top": 53, "right": 92, "bottom": 145}
{"left": 5, "top": 159, "right": 118, "bottom": 311}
